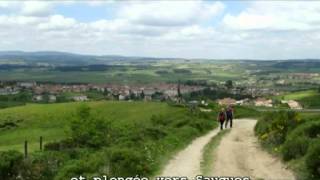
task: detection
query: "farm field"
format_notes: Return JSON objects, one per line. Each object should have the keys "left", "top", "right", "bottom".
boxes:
{"left": 276, "top": 90, "right": 320, "bottom": 108}
{"left": 0, "top": 100, "right": 220, "bottom": 178}
{"left": 0, "top": 61, "right": 247, "bottom": 84}
{"left": 0, "top": 101, "right": 204, "bottom": 152}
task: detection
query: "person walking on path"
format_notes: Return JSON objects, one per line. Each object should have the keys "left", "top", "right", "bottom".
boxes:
{"left": 217, "top": 108, "right": 226, "bottom": 130}
{"left": 225, "top": 106, "right": 234, "bottom": 128}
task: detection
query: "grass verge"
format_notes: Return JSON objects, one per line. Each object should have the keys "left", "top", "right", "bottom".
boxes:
{"left": 200, "top": 129, "right": 231, "bottom": 175}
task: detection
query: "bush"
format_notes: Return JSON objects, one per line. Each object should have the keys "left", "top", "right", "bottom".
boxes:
{"left": 20, "top": 151, "right": 69, "bottom": 180}
{"left": 0, "top": 150, "right": 23, "bottom": 180}
{"left": 255, "top": 111, "right": 301, "bottom": 147}
{"left": 54, "top": 150, "right": 107, "bottom": 180}
{"left": 70, "top": 105, "right": 111, "bottom": 148}
{"left": 45, "top": 138, "right": 77, "bottom": 151}
{"left": 282, "top": 120, "right": 320, "bottom": 161}
{"left": 110, "top": 148, "right": 150, "bottom": 176}
{"left": 305, "top": 140, "right": 320, "bottom": 179}
{"left": 282, "top": 136, "right": 309, "bottom": 161}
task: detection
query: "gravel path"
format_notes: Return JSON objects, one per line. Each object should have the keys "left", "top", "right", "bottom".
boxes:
{"left": 159, "top": 119, "right": 295, "bottom": 180}
{"left": 210, "top": 119, "right": 295, "bottom": 180}
{"left": 160, "top": 127, "right": 220, "bottom": 178}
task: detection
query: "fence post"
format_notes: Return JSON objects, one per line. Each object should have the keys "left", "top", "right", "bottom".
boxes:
{"left": 40, "top": 136, "right": 43, "bottom": 151}
{"left": 24, "top": 140, "right": 28, "bottom": 158}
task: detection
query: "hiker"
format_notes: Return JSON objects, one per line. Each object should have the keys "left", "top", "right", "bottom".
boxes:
{"left": 225, "top": 106, "right": 234, "bottom": 128}
{"left": 217, "top": 108, "right": 226, "bottom": 130}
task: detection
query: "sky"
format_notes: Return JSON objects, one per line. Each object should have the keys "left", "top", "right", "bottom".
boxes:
{"left": 0, "top": 0, "right": 320, "bottom": 59}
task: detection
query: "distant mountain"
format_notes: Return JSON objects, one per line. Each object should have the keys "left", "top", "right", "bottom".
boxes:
{"left": 0, "top": 51, "right": 319, "bottom": 66}
{"left": 0, "top": 51, "right": 186, "bottom": 65}
{"left": 272, "top": 60, "right": 320, "bottom": 69}
{"left": 0, "top": 51, "right": 99, "bottom": 65}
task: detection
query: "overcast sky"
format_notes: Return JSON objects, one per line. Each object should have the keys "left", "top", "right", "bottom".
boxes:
{"left": 0, "top": 0, "right": 320, "bottom": 59}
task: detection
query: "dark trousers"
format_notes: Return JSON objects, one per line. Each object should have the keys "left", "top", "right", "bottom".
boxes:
{"left": 220, "top": 120, "right": 225, "bottom": 130}
{"left": 225, "top": 116, "right": 233, "bottom": 128}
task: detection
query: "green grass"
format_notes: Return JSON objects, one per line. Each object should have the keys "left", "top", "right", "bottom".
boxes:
{"left": 234, "top": 105, "right": 261, "bottom": 119}
{"left": 0, "top": 62, "right": 246, "bottom": 84}
{"left": 0, "top": 100, "right": 219, "bottom": 178}
{"left": 0, "top": 101, "right": 189, "bottom": 152}
{"left": 276, "top": 90, "right": 320, "bottom": 108}
{"left": 278, "top": 90, "right": 317, "bottom": 101}
{"left": 201, "top": 129, "right": 230, "bottom": 175}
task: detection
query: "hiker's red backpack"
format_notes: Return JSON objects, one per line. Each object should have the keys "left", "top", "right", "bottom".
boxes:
{"left": 219, "top": 112, "right": 225, "bottom": 121}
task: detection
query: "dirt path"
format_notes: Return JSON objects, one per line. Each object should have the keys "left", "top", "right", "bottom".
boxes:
{"left": 160, "top": 127, "right": 220, "bottom": 178}
{"left": 210, "top": 119, "right": 295, "bottom": 180}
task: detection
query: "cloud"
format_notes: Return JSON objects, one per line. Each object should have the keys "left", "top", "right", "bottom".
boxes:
{"left": 21, "top": 1, "right": 53, "bottom": 16}
{"left": 223, "top": 2, "right": 320, "bottom": 31}
{"left": 37, "top": 15, "right": 77, "bottom": 30}
{"left": 0, "top": 1, "right": 320, "bottom": 59}
{"left": 117, "top": 1, "right": 224, "bottom": 27}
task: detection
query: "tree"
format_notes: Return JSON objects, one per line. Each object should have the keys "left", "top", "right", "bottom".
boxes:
{"left": 177, "top": 80, "right": 182, "bottom": 98}
{"left": 225, "top": 80, "right": 233, "bottom": 89}
{"left": 0, "top": 150, "right": 23, "bottom": 180}
{"left": 140, "top": 90, "right": 145, "bottom": 100}
{"left": 70, "top": 105, "right": 111, "bottom": 148}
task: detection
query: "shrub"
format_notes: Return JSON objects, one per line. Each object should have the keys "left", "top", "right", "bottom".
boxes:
{"left": 45, "top": 138, "right": 77, "bottom": 151}
{"left": 109, "top": 148, "right": 150, "bottom": 176}
{"left": 20, "top": 151, "right": 69, "bottom": 180}
{"left": 282, "top": 136, "right": 309, "bottom": 161}
{"left": 142, "top": 127, "right": 168, "bottom": 140}
{"left": 282, "top": 120, "right": 320, "bottom": 161}
{"left": 70, "top": 105, "right": 111, "bottom": 148}
{"left": 255, "top": 111, "right": 301, "bottom": 147}
{"left": 305, "top": 140, "right": 320, "bottom": 179}
{"left": 54, "top": 150, "right": 107, "bottom": 180}
{"left": 151, "top": 115, "right": 171, "bottom": 126}
{"left": 0, "top": 150, "right": 23, "bottom": 180}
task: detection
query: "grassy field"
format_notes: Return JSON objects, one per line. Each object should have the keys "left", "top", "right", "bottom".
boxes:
{"left": 0, "top": 61, "right": 247, "bottom": 84}
{"left": 0, "top": 101, "right": 221, "bottom": 178}
{"left": 0, "top": 101, "right": 193, "bottom": 152}
{"left": 276, "top": 90, "right": 320, "bottom": 108}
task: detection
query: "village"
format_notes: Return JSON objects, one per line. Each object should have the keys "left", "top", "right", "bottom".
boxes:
{"left": 0, "top": 81, "right": 204, "bottom": 102}
{"left": 0, "top": 80, "right": 303, "bottom": 110}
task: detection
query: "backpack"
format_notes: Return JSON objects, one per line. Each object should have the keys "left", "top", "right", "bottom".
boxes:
{"left": 219, "top": 112, "right": 225, "bottom": 121}
{"left": 226, "top": 108, "right": 233, "bottom": 117}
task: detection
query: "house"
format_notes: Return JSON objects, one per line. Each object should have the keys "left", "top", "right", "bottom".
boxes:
{"left": 18, "top": 82, "right": 36, "bottom": 88}
{"left": 236, "top": 98, "right": 249, "bottom": 105}
{"left": 73, "top": 95, "right": 88, "bottom": 102}
{"left": 164, "top": 89, "right": 177, "bottom": 97}
{"left": 48, "top": 95, "right": 57, "bottom": 103}
{"left": 144, "top": 95, "right": 152, "bottom": 101}
{"left": 201, "top": 100, "right": 208, "bottom": 106}
{"left": 33, "top": 95, "right": 43, "bottom": 102}
{"left": 217, "top": 98, "right": 237, "bottom": 106}
{"left": 0, "top": 87, "right": 19, "bottom": 95}
{"left": 118, "top": 94, "right": 126, "bottom": 101}
{"left": 287, "top": 100, "right": 302, "bottom": 109}
{"left": 255, "top": 98, "right": 273, "bottom": 107}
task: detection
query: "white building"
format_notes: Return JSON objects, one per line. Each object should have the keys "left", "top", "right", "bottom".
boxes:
{"left": 49, "top": 95, "right": 57, "bottom": 102}
{"left": 73, "top": 95, "right": 88, "bottom": 101}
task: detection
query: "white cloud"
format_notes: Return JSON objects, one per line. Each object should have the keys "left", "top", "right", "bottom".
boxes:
{"left": 118, "top": 1, "right": 224, "bottom": 27}
{"left": 0, "top": 15, "right": 43, "bottom": 27}
{"left": 223, "top": 2, "right": 320, "bottom": 31}
{"left": 1, "top": 1, "right": 320, "bottom": 59}
{"left": 37, "top": 15, "right": 77, "bottom": 30}
{"left": 21, "top": 1, "right": 53, "bottom": 16}
{"left": 86, "top": 0, "right": 115, "bottom": 7}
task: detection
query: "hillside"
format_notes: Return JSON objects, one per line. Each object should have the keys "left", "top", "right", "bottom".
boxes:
{"left": 276, "top": 90, "right": 320, "bottom": 108}
{"left": 0, "top": 101, "right": 218, "bottom": 178}
{"left": 0, "top": 101, "right": 190, "bottom": 151}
